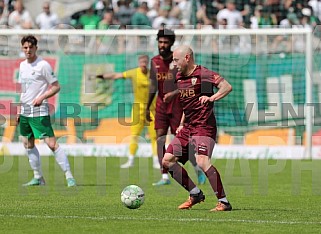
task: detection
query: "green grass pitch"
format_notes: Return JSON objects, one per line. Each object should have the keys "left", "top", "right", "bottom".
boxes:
{"left": 0, "top": 156, "right": 321, "bottom": 233}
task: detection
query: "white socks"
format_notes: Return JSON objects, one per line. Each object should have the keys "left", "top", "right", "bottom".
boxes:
{"left": 153, "top": 156, "right": 159, "bottom": 165}
{"left": 27, "top": 147, "right": 43, "bottom": 179}
{"left": 162, "top": 173, "right": 169, "bottom": 180}
{"left": 190, "top": 187, "right": 201, "bottom": 195}
{"left": 153, "top": 156, "right": 160, "bottom": 169}
{"left": 127, "top": 155, "right": 134, "bottom": 164}
{"left": 54, "top": 146, "right": 73, "bottom": 179}
{"left": 219, "top": 197, "right": 229, "bottom": 203}
{"left": 27, "top": 146, "right": 73, "bottom": 180}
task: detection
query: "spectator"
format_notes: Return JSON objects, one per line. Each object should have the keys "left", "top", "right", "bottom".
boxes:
{"left": 115, "top": 0, "right": 135, "bottom": 28}
{"left": 8, "top": 0, "right": 33, "bottom": 29}
{"left": 278, "top": 0, "right": 293, "bottom": 23}
{"left": 265, "top": 0, "right": 281, "bottom": 17}
{"left": 136, "top": 0, "right": 155, "bottom": 9}
{"left": 250, "top": 5, "right": 261, "bottom": 29}
{"left": 130, "top": 2, "right": 151, "bottom": 50}
{"left": 96, "top": 10, "right": 118, "bottom": 54}
{"left": 292, "top": 8, "right": 319, "bottom": 53}
{"left": 35, "top": 1, "right": 58, "bottom": 29}
{"left": 131, "top": 1, "right": 151, "bottom": 27}
{"left": 250, "top": 5, "right": 277, "bottom": 29}
{"left": 147, "top": 0, "right": 160, "bottom": 22}
{"left": 170, "top": 0, "right": 194, "bottom": 26}
{"left": 0, "top": 0, "right": 8, "bottom": 26}
{"left": 270, "top": 11, "right": 299, "bottom": 53}
{"left": 98, "top": 10, "right": 115, "bottom": 29}
{"left": 7, "top": 0, "right": 14, "bottom": 13}
{"left": 152, "top": 5, "right": 179, "bottom": 29}
{"left": 280, "top": 11, "right": 300, "bottom": 28}
{"left": 212, "top": 18, "right": 230, "bottom": 54}
{"left": 95, "top": 0, "right": 114, "bottom": 17}
{"left": 195, "top": 22, "right": 218, "bottom": 53}
{"left": 199, "top": 0, "right": 224, "bottom": 25}
{"left": 241, "top": 3, "right": 253, "bottom": 28}
{"left": 300, "top": 9, "right": 313, "bottom": 29}
{"left": 79, "top": 6, "right": 101, "bottom": 29}
{"left": 309, "top": 0, "right": 321, "bottom": 22}
{"left": 301, "top": 6, "right": 320, "bottom": 27}
{"left": 216, "top": 0, "right": 243, "bottom": 29}
{"left": 196, "top": 4, "right": 213, "bottom": 25}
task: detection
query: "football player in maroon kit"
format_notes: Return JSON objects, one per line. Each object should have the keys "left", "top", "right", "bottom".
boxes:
{"left": 145, "top": 29, "right": 206, "bottom": 186}
{"left": 162, "top": 45, "right": 233, "bottom": 211}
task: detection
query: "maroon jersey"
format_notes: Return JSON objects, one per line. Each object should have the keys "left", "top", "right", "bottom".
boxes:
{"left": 150, "top": 55, "right": 178, "bottom": 99}
{"left": 176, "top": 65, "right": 224, "bottom": 127}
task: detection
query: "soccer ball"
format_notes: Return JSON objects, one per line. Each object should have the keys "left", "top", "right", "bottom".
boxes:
{"left": 121, "top": 185, "right": 145, "bottom": 209}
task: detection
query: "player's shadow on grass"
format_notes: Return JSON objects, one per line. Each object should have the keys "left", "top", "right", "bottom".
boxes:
{"left": 239, "top": 207, "right": 289, "bottom": 212}
{"left": 187, "top": 206, "right": 242, "bottom": 211}
{"left": 187, "top": 208, "right": 241, "bottom": 212}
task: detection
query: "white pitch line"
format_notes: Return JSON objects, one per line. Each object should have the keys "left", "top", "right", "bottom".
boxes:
{"left": 0, "top": 214, "right": 321, "bottom": 225}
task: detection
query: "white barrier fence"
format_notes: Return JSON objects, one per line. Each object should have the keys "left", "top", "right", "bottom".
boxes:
{"left": 1, "top": 143, "right": 320, "bottom": 159}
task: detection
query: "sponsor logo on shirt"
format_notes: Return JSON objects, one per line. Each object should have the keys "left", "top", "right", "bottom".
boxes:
{"left": 191, "top": 77, "right": 197, "bottom": 86}
{"left": 179, "top": 89, "right": 195, "bottom": 98}
{"left": 156, "top": 72, "right": 174, "bottom": 80}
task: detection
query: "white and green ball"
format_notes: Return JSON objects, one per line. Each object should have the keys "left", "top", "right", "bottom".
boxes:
{"left": 121, "top": 185, "right": 145, "bottom": 209}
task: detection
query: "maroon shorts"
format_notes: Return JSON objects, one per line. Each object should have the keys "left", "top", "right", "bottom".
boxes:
{"left": 154, "top": 96, "right": 182, "bottom": 134}
{"left": 166, "top": 125, "right": 217, "bottom": 164}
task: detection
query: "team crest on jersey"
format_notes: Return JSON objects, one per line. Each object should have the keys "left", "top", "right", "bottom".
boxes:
{"left": 169, "top": 62, "right": 174, "bottom": 70}
{"left": 191, "top": 77, "right": 197, "bottom": 86}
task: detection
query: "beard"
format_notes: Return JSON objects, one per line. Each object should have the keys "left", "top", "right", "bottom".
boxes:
{"left": 159, "top": 47, "right": 172, "bottom": 58}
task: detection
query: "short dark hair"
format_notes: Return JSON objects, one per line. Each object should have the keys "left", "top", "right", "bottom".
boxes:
{"left": 21, "top": 35, "right": 38, "bottom": 46}
{"left": 156, "top": 28, "right": 175, "bottom": 44}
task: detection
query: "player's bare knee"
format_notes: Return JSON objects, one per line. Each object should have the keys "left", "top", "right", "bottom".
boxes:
{"left": 22, "top": 138, "right": 34, "bottom": 149}
{"left": 196, "top": 154, "right": 211, "bottom": 171}
{"left": 44, "top": 137, "right": 58, "bottom": 151}
{"left": 24, "top": 142, "right": 34, "bottom": 149}
{"left": 162, "top": 152, "right": 174, "bottom": 168}
{"left": 46, "top": 142, "right": 56, "bottom": 151}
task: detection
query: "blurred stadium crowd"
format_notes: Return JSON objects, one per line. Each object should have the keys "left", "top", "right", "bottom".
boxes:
{"left": 0, "top": 0, "right": 320, "bottom": 55}
{"left": 0, "top": 0, "right": 320, "bottom": 30}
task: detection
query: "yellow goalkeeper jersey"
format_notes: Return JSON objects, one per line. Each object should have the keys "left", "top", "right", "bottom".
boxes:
{"left": 122, "top": 67, "right": 150, "bottom": 106}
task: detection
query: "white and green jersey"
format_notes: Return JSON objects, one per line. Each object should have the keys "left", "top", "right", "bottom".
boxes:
{"left": 18, "top": 57, "right": 57, "bottom": 117}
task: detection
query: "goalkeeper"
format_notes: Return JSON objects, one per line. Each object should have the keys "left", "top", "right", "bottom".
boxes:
{"left": 97, "top": 55, "right": 159, "bottom": 169}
